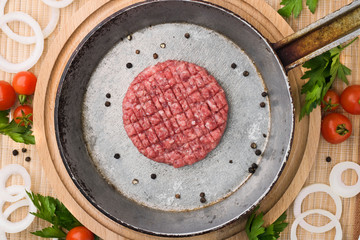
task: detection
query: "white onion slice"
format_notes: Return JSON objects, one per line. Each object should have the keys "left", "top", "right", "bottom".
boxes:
{"left": 0, "top": 12, "right": 44, "bottom": 73}
{"left": 329, "top": 161, "right": 360, "bottom": 198}
{"left": 0, "top": 0, "right": 60, "bottom": 44}
{"left": 0, "top": 188, "right": 36, "bottom": 233}
{"left": 293, "top": 183, "right": 342, "bottom": 233}
{"left": 41, "top": 0, "right": 74, "bottom": 8}
{"left": 0, "top": 165, "right": 31, "bottom": 202}
{"left": 291, "top": 209, "right": 342, "bottom": 240}
{"left": 3, "top": 199, "right": 29, "bottom": 218}
{"left": 0, "top": 185, "right": 27, "bottom": 203}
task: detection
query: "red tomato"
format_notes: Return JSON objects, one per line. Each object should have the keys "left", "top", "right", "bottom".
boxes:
{"left": 12, "top": 71, "right": 37, "bottom": 95}
{"left": 66, "top": 226, "right": 94, "bottom": 240}
{"left": 321, "top": 113, "right": 352, "bottom": 144}
{"left": 0, "top": 81, "right": 16, "bottom": 110}
{"left": 13, "top": 105, "right": 33, "bottom": 126}
{"left": 321, "top": 89, "right": 340, "bottom": 111}
{"left": 340, "top": 85, "right": 360, "bottom": 115}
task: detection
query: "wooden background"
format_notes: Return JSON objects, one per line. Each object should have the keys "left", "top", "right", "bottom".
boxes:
{"left": 0, "top": 0, "right": 359, "bottom": 239}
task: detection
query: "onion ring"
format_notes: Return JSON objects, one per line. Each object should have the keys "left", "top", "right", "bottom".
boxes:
{"left": 329, "top": 161, "right": 360, "bottom": 198}
{"left": 41, "top": 0, "right": 74, "bottom": 8}
{"left": 0, "top": 0, "right": 59, "bottom": 44}
{"left": 293, "top": 183, "right": 342, "bottom": 233}
{"left": 0, "top": 165, "right": 31, "bottom": 202}
{"left": 0, "top": 185, "right": 27, "bottom": 203}
{"left": 0, "top": 187, "right": 36, "bottom": 233}
{"left": 291, "top": 209, "right": 342, "bottom": 240}
{"left": 3, "top": 199, "right": 29, "bottom": 218}
{"left": 0, "top": 12, "right": 44, "bottom": 73}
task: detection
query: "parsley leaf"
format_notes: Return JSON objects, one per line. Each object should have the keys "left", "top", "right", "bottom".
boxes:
{"left": 299, "top": 38, "right": 358, "bottom": 119}
{"left": 278, "top": 0, "right": 319, "bottom": 18}
{"left": 0, "top": 110, "right": 9, "bottom": 128}
{"left": 31, "top": 226, "right": 66, "bottom": 238}
{"left": 306, "top": 0, "right": 319, "bottom": 13}
{"left": 246, "top": 206, "right": 288, "bottom": 240}
{"left": 0, "top": 110, "right": 35, "bottom": 144}
{"left": 27, "top": 191, "right": 82, "bottom": 237}
{"left": 278, "top": 0, "right": 303, "bottom": 18}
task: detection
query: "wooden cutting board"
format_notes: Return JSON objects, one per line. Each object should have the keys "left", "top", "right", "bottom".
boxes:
{"left": 33, "top": 0, "right": 321, "bottom": 239}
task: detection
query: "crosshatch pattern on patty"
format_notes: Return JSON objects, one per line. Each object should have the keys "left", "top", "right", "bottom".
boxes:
{"left": 122, "top": 60, "right": 228, "bottom": 168}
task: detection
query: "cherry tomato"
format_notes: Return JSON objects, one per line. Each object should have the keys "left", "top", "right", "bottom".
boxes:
{"left": 321, "top": 89, "right": 340, "bottom": 111}
{"left": 340, "top": 85, "right": 360, "bottom": 115}
{"left": 66, "top": 226, "right": 94, "bottom": 240}
{"left": 13, "top": 105, "right": 33, "bottom": 126}
{"left": 321, "top": 113, "right": 352, "bottom": 144}
{"left": 0, "top": 80, "right": 16, "bottom": 110}
{"left": 12, "top": 71, "right": 37, "bottom": 95}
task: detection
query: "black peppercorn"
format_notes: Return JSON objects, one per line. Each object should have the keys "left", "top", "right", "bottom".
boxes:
{"left": 25, "top": 157, "right": 31, "bottom": 162}
{"left": 248, "top": 167, "right": 255, "bottom": 174}
{"left": 21, "top": 148, "right": 27, "bottom": 153}
{"left": 151, "top": 174, "right": 157, "bottom": 179}
{"left": 243, "top": 71, "right": 249, "bottom": 77}
{"left": 200, "top": 197, "right": 206, "bottom": 203}
{"left": 326, "top": 156, "right": 332, "bottom": 162}
{"left": 200, "top": 192, "right": 205, "bottom": 197}
{"left": 231, "top": 63, "right": 237, "bottom": 69}
{"left": 126, "top": 63, "right": 133, "bottom": 69}
{"left": 153, "top": 53, "right": 159, "bottom": 59}
{"left": 105, "top": 101, "right": 111, "bottom": 107}
{"left": 184, "top": 33, "right": 190, "bottom": 38}
{"left": 251, "top": 163, "right": 258, "bottom": 169}
{"left": 262, "top": 92, "right": 268, "bottom": 97}
{"left": 12, "top": 150, "right": 18, "bottom": 156}
{"left": 106, "top": 93, "right": 111, "bottom": 98}
{"left": 260, "top": 102, "right": 266, "bottom": 108}
{"left": 255, "top": 149, "right": 262, "bottom": 156}
{"left": 114, "top": 153, "right": 120, "bottom": 159}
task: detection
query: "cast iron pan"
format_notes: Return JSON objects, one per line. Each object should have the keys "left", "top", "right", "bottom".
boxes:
{"left": 54, "top": 0, "right": 360, "bottom": 237}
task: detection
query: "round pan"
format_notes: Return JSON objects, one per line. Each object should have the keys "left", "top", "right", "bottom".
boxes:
{"left": 54, "top": 0, "right": 360, "bottom": 237}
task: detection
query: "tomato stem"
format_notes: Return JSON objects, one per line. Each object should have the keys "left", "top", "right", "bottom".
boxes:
{"left": 18, "top": 94, "right": 27, "bottom": 105}
{"left": 336, "top": 124, "right": 349, "bottom": 136}
{"left": 323, "top": 99, "right": 339, "bottom": 112}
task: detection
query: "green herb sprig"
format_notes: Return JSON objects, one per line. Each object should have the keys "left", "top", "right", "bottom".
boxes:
{"left": 27, "top": 191, "right": 100, "bottom": 239}
{"left": 0, "top": 110, "right": 35, "bottom": 144}
{"left": 27, "top": 191, "right": 82, "bottom": 238}
{"left": 245, "top": 206, "right": 288, "bottom": 240}
{"left": 300, "top": 38, "right": 357, "bottom": 119}
{"left": 278, "top": 0, "right": 319, "bottom": 18}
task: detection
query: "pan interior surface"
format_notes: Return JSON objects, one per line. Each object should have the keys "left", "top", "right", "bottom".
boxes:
{"left": 55, "top": 0, "right": 293, "bottom": 236}
{"left": 83, "top": 22, "right": 270, "bottom": 211}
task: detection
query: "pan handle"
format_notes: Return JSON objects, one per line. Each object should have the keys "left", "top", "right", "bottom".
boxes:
{"left": 273, "top": 0, "right": 360, "bottom": 72}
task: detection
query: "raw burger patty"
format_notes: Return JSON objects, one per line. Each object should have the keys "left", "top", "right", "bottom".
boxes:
{"left": 122, "top": 60, "right": 228, "bottom": 168}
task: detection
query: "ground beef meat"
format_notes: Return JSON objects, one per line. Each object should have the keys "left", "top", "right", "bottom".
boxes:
{"left": 123, "top": 60, "right": 228, "bottom": 168}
